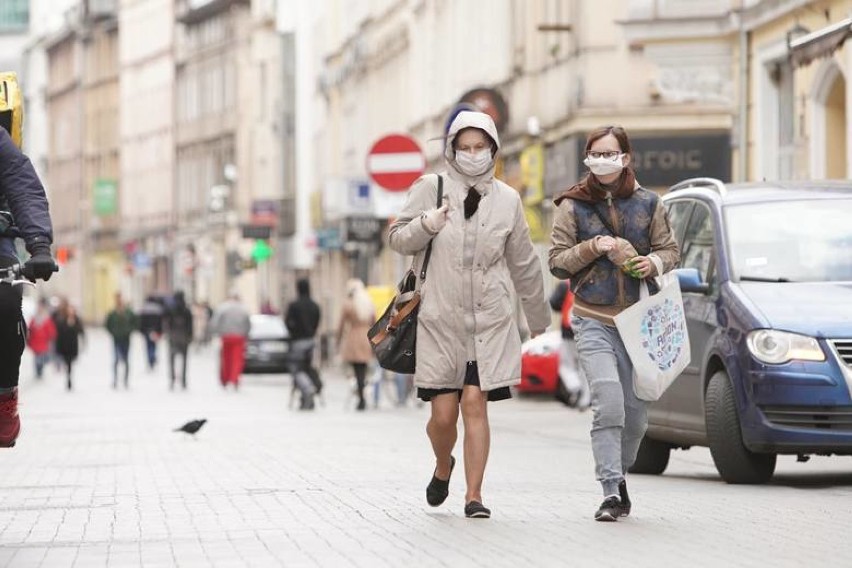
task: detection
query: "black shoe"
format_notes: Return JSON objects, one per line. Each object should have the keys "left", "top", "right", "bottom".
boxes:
{"left": 618, "top": 480, "right": 631, "bottom": 517}
{"left": 426, "top": 456, "right": 455, "bottom": 506}
{"left": 594, "top": 496, "right": 621, "bottom": 522}
{"left": 464, "top": 500, "right": 491, "bottom": 519}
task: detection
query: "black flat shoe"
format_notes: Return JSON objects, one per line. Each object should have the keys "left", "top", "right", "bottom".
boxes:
{"left": 426, "top": 456, "right": 455, "bottom": 507}
{"left": 464, "top": 500, "right": 491, "bottom": 519}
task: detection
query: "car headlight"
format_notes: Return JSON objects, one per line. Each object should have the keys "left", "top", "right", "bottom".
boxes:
{"left": 746, "top": 330, "right": 825, "bottom": 364}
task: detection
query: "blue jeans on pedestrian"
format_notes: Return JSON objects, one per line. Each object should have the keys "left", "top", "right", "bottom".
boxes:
{"left": 572, "top": 315, "right": 648, "bottom": 497}
{"left": 144, "top": 334, "right": 157, "bottom": 370}
{"left": 113, "top": 338, "right": 130, "bottom": 388}
{"left": 34, "top": 353, "right": 50, "bottom": 379}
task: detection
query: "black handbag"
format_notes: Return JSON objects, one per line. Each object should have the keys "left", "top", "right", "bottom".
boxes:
{"left": 368, "top": 175, "right": 443, "bottom": 374}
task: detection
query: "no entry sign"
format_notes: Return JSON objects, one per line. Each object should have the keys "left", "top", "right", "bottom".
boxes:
{"left": 366, "top": 134, "right": 425, "bottom": 191}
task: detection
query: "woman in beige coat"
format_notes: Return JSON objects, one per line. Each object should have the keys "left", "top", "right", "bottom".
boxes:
{"left": 388, "top": 111, "right": 550, "bottom": 518}
{"left": 336, "top": 279, "right": 375, "bottom": 411}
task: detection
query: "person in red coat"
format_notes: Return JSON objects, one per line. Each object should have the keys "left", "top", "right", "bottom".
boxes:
{"left": 27, "top": 298, "right": 57, "bottom": 379}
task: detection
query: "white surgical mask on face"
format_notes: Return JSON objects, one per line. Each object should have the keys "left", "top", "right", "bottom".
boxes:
{"left": 583, "top": 154, "right": 625, "bottom": 176}
{"left": 455, "top": 148, "right": 493, "bottom": 176}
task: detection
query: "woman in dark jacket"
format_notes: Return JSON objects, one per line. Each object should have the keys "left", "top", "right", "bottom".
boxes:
{"left": 54, "top": 304, "right": 85, "bottom": 391}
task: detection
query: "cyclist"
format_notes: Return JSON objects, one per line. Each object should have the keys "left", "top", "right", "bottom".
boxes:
{"left": 0, "top": 73, "right": 57, "bottom": 448}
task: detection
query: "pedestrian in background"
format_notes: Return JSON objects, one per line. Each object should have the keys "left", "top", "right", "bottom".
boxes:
{"left": 27, "top": 298, "right": 56, "bottom": 380}
{"left": 105, "top": 293, "right": 138, "bottom": 389}
{"left": 210, "top": 292, "right": 251, "bottom": 390}
{"left": 54, "top": 303, "right": 84, "bottom": 391}
{"left": 49, "top": 296, "right": 68, "bottom": 372}
{"left": 549, "top": 281, "right": 590, "bottom": 410}
{"left": 139, "top": 295, "right": 165, "bottom": 371}
{"left": 285, "top": 278, "right": 323, "bottom": 398}
{"left": 336, "top": 278, "right": 374, "bottom": 411}
{"left": 164, "top": 291, "right": 193, "bottom": 390}
{"left": 191, "top": 300, "right": 210, "bottom": 351}
{"left": 387, "top": 111, "right": 550, "bottom": 519}
{"left": 259, "top": 298, "right": 278, "bottom": 315}
{"left": 548, "top": 125, "right": 680, "bottom": 522}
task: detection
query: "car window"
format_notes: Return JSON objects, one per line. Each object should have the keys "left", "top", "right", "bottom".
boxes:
{"left": 665, "top": 200, "right": 693, "bottom": 248}
{"left": 726, "top": 198, "right": 852, "bottom": 282}
{"left": 681, "top": 203, "right": 715, "bottom": 283}
{"left": 250, "top": 316, "right": 287, "bottom": 339}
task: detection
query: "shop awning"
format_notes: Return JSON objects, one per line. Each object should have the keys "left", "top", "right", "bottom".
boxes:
{"left": 790, "top": 18, "right": 852, "bottom": 67}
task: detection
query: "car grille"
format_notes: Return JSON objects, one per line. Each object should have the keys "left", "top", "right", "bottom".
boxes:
{"left": 831, "top": 340, "right": 852, "bottom": 366}
{"left": 760, "top": 406, "right": 852, "bottom": 431}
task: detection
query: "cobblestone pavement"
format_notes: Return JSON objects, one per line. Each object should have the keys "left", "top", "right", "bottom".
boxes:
{"left": 1, "top": 329, "right": 850, "bottom": 568}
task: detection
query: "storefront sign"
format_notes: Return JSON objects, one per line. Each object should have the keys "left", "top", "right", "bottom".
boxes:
{"left": 344, "top": 216, "right": 383, "bottom": 244}
{"left": 575, "top": 132, "right": 731, "bottom": 188}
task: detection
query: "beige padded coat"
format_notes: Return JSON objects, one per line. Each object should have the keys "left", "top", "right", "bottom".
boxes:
{"left": 388, "top": 111, "right": 550, "bottom": 391}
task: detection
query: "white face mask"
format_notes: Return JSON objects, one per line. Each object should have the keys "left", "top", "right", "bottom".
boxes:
{"left": 583, "top": 154, "right": 625, "bottom": 176}
{"left": 455, "top": 148, "right": 493, "bottom": 176}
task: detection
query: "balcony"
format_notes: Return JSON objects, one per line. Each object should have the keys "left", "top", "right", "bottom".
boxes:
{"left": 622, "top": 0, "right": 736, "bottom": 43}
{"left": 85, "top": 0, "right": 117, "bottom": 21}
{"left": 176, "top": 0, "right": 249, "bottom": 25}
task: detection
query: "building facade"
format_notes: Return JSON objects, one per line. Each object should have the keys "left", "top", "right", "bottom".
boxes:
{"left": 117, "top": 0, "right": 176, "bottom": 308}
{"left": 624, "top": 0, "right": 852, "bottom": 182}
{"left": 309, "top": 0, "right": 738, "bottom": 338}
{"left": 175, "top": 0, "right": 286, "bottom": 312}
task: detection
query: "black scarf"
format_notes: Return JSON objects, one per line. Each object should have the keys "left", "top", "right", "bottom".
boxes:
{"left": 464, "top": 188, "right": 481, "bottom": 219}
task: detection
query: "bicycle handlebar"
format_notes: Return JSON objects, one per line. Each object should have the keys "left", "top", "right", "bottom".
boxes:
{"left": 0, "top": 262, "right": 58, "bottom": 288}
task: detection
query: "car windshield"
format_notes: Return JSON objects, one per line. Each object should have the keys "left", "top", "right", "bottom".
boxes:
{"left": 250, "top": 316, "right": 287, "bottom": 339}
{"left": 726, "top": 198, "right": 852, "bottom": 283}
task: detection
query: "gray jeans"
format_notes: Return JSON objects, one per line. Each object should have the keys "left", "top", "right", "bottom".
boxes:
{"left": 572, "top": 315, "right": 648, "bottom": 497}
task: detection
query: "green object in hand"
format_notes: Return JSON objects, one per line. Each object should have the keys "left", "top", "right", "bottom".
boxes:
{"left": 622, "top": 257, "right": 643, "bottom": 279}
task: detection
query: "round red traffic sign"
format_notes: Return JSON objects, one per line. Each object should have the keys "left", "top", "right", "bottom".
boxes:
{"left": 366, "top": 134, "right": 425, "bottom": 191}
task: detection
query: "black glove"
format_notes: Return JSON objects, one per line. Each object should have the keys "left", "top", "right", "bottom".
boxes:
{"left": 23, "top": 243, "right": 57, "bottom": 282}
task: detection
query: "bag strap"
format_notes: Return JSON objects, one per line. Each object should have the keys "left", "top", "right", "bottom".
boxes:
{"left": 418, "top": 174, "right": 443, "bottom": 281}
{"left": 589, "top": 203, "right": 619, "bottom": 237}
{"left": 639, "top": 256, "right": 667, "bottom": 300}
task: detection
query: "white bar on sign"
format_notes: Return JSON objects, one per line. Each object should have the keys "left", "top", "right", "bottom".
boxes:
{"left": 368, "top": 152, "right": 425, "bottom": 174}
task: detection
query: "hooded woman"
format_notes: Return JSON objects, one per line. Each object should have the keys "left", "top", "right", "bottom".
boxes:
{"left": 388, "top": 111, "right": 550, "bottom": 519}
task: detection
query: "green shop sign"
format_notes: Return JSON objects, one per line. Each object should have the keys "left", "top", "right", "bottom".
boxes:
{"left": 93, "top": 179, "right": 117, "bottom": 216}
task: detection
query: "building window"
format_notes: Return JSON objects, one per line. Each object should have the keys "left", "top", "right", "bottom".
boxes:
{"left": 0, "top": 0, "right": 28, "bottom": 32}
{"left": 773, "top": 61, "right": 795, "bottom": 179}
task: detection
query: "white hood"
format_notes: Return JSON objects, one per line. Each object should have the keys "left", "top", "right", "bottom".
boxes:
{"left": 444, "top": 111, "right": 501, "bottom": 190}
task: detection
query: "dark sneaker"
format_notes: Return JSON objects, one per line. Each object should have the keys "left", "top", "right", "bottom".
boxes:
{"left": 594, "top": 496, "right": 621, "bottom": 522}
{"left": 464, "top": 500, "right": 491, "bottom": 519}
{"left": 618, "top": 480, "right": 631, "bottom": 517}
{"left": 0, "top": 389, "right": 20, "bottom": 448}
{"left": 426, "top": 456, "right": 455, "bottom": 506}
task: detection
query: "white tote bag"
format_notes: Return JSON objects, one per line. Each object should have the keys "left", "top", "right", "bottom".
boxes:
{"left": 614, "top": 258, "right": 690, "bottom": 401}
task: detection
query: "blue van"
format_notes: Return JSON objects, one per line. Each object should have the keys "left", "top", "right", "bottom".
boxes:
{"left": 631, "top": 178, "right": 852, "bottom": 484}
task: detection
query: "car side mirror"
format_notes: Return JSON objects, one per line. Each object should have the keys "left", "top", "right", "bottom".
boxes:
{"left": 675, "top": 268, "right": 711, "bottom": 294}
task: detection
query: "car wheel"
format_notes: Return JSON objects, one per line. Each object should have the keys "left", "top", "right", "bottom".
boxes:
{"left": 629, "top": 436, "right": 671, "bottom": 475}
{"left": 705, "top": 370, "right": 776, "bottom": 484}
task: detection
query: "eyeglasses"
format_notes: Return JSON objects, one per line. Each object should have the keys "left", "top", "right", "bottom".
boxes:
{"left": 586, "top": 151, "right": 621, "bottom": 160}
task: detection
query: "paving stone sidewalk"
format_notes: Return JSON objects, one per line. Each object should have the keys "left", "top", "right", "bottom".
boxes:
{"left": 1, "top": 329, "right": 850, "bottom": 567}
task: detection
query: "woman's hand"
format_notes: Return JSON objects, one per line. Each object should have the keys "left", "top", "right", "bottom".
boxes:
{"left": 593, "top": 235, "right": 617, "bottom": 255}
{"left": 627, "top": 256, "right": 655, "bottom": 278}
{"left": 421, "top": 204, "right": 449, "bottom": 234}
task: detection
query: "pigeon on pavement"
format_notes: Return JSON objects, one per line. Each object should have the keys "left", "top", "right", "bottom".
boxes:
{"left": 174, "top": 419, "right": 207, "bottom": 436}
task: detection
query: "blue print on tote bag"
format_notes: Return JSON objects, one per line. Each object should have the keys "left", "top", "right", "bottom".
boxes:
{"left": 638, "top": 298, "right": 687, "bottom": 371}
